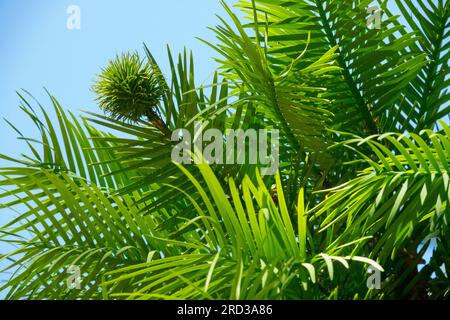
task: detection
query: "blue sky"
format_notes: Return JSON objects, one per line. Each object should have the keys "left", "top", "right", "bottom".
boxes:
{"left": 0, "top": 0, "right": 224, "bottom": 162}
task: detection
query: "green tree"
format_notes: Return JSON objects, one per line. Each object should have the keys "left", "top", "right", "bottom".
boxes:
{"left": 0, "top": 0, "right": 449, "bottom": 299}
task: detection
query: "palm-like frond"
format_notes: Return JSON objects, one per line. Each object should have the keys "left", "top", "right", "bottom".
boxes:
{"left": 0, "top": 103, "right": 379, "bottom": 299}
{"left": 0, "top": 95, "right": 174, "bottom": 299}
{"left": 83, "top": 49, "right": 233, "bottom": 218}
{"left": 103, "top": 162, "right": 380, "bottom": 300}
{"left": 237, "top": 0, "right": 429, "bottom": 134}
{"left": 203, "top": 1, "right": 339, "bottom": 163}
{"left": 0, "top": 170, "right": 163, "bottom": 299}
{"left": 0, "top": 0, "right": 448, "bottom": 300}
{"left": 1, "top": 90, "right": 131, "bottom": 189}
{"left": 312, "top": 120, "right": 450, "bottom": 298}
{"left": 385, "top": 0, "right": 450, "bottom": 131}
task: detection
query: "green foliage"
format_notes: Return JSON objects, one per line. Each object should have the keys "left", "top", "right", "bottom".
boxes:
{"left": 0, "top": 102, "right": 379, "bottom": 299}
{"left": 311, "top": 122, "right": 450, "bottom": 298}
{"left": 0, "top": 0, "right": 449, "bottom": 300}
